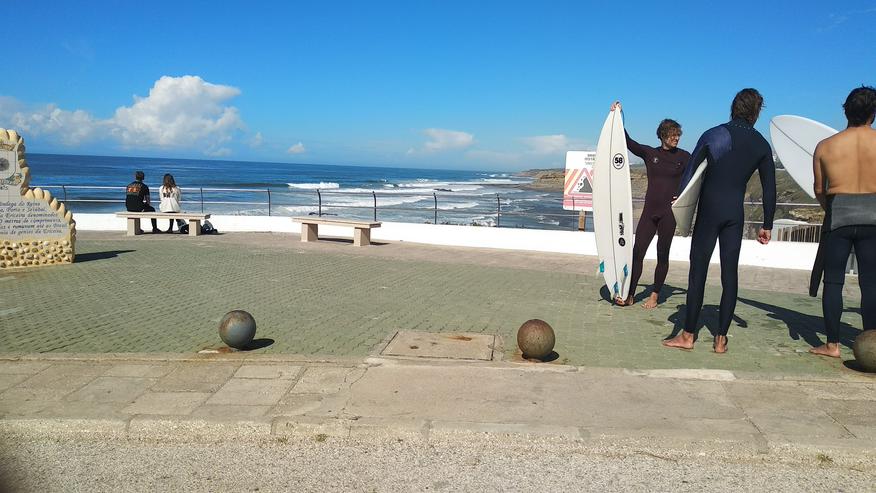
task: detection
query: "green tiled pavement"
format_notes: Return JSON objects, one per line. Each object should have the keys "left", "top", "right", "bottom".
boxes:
{"left": 1, "top": 232, "right": 864, "bottom": 377}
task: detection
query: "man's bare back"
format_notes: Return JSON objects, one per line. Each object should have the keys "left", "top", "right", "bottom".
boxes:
{"left": 814, "top": 125, "right": 876, "bottom": 206}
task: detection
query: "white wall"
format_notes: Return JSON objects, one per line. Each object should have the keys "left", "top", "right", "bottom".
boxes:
{"left": 77, "top": 213, "right": 818, "bottom": 271}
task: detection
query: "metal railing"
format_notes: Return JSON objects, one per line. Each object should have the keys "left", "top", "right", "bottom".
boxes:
{"left": 33, "top": 184, "right": 825, "bottom": 240}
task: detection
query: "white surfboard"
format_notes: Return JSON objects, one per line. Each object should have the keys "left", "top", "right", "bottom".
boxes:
{"left": 672, "top": 158, "right": 708, "bottom": 237}
{"left": 592, "top": 109, "right": 633, "bottom": 301}
{"left": 769, "top": 115, "right": 837, "bottom": 199}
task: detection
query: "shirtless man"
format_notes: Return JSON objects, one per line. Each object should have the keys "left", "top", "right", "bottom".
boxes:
{"left": 610, "top": 101, "right": 690, "bottom": 309}
{"left": 810, "top": 86, "right": 876, "bottom": 358}
{"left": 662, "top": 89, "right": 776, "bottom": 353}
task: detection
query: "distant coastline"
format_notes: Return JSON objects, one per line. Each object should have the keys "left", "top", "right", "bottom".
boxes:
{"left": 514, "top": 167, "right": 824, "bottom": 224}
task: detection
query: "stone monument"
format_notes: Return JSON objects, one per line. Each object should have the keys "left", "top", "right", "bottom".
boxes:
{"left": 0, "top": 129, "right": 76, "bottom": 268}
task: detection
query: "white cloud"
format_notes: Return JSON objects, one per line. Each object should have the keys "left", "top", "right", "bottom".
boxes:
{"left": 111, "top": 75, "right": 243, "bottom": 149}
{"left": 416, "top": 128, "right": 475, "bottom": 153}
{"left": 0, "top": 75, "right": 245, "bottom": 156}
{"left": 9, "top": 104, "right": 102, "bottom": 146}
{"left": 250, "top": 131, "right": 264, "bottom": 147}
{"left": 522, "top": 134, "right": 571, "bottom": 155}
{"left": 287, "top": 142, "right": 306, "bottom": 154}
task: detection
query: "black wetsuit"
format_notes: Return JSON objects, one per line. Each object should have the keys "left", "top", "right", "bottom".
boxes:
{"left": 625, "top": 132, "right": 690, "bottom": 299}
{"left": 677, "top": 118, "right": 776, "bottom": 335}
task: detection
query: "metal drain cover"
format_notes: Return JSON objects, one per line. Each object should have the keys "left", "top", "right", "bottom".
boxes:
{"left": 381, "top": 331, "right": 496, "bottom": 361}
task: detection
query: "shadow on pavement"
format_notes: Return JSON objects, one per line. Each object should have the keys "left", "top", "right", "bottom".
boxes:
{"left": 245, "top": 338, "right": 275, "bottom": 350}
{"left": 666, "top": 304, "right": 748, "bottom": 339}
{"left": 75, "top": 250, "right": 136, "bottom": 263}
{"left": 598, "top": 284, "right": 687, "bottom": 306}
{"left": 738, "top": 297, "right": 861, "bottom": 349}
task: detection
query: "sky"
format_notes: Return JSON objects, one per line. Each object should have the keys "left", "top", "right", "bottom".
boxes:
{"left": 2, "top": 1, "right": 875, "bottom": 171}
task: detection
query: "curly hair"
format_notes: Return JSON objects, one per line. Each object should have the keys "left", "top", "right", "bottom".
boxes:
{"left": 730, "top": 88, "right": 764, "bottom": 125}
{"left": 843, "top": 86, "right": 876, "bottom": 126}
{"left": 656, "top": 119, "right": 682, "bottom": 141}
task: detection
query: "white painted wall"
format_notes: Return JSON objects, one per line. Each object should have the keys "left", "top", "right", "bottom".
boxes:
{"left": 76, "top": 213, "right": 818, "bottom": 271}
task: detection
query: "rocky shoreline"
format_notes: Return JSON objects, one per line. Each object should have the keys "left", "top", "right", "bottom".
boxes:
{"left": 514, "top": 167, "right": 823, "bottom": 223}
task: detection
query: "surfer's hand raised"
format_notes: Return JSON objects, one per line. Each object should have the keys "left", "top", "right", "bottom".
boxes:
{"left": 610, "top": 101, "right": 621, "bottom": 111}
{"left": 757, "top": 228, "right": 771, "bottom": 245}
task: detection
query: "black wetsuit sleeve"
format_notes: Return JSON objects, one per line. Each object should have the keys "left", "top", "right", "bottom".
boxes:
{"left": 677, "top": 134, "right": 710, "bottom": 195}
{"left": 759, "top": 153, "right": 777, "bottom": 230}
{"left": 624, "top": 130, "right": 649, "bottom": 160}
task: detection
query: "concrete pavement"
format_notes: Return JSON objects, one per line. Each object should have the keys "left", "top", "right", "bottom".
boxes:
{"left": 2, "top": 231, "right": 875, "bottom": 490}
{"left": 0, "top": 354, "right": 874, "bottom": 461}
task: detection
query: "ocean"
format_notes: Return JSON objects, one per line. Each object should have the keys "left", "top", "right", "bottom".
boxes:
{"left": 26, "top": 154, "right": 584, "bottom": 230}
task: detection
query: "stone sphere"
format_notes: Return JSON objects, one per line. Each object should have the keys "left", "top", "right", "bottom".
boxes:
{"left": 219, "top": 310, "right": 257, "bottom": 349}
{"left": 517, "top": 319, "right": 556, "bottom": 360}
{"left": 852, "top": 329, "right": 876, "bottom": 373}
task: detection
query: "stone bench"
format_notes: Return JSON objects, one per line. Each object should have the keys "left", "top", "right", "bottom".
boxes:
{"left": 116, "top": 212, "right": 211, "bottom": 237}
{"left": 293, "top": 216, "right": 382, "bottom": 246}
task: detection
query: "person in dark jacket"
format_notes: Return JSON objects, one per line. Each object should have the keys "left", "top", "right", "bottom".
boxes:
{"left": 663, "top": 88, "right": 776, "bottom": 353}
{"left": 125, "top": 170, "right": 160, "bottom": 233}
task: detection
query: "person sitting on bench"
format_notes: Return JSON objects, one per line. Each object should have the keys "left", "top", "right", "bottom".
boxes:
{"left": 159, "top": 173, "right": 187, "bottom": 234}
{"left": 125, "top": 170, "right": 160, "bottom": 233}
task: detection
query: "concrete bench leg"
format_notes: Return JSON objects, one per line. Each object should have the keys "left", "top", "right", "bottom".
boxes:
{"left": 301, "top": 223, "right": 318, "bottom": 242}
{"left": 353, "top": 227, "right": 371, "bottom": 246}
{"left": 127, "top": 218, "right": 142, "bottom": 236}
{"left": 189, "top": 219, "right": 202, "bottom": 236}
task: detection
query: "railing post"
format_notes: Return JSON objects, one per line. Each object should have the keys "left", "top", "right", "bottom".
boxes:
{"left": 267, "top": 189, "right": 272, "bottom": 216}
{"left": 372, "top": 191, "right": 377, "bottom": 221}
{"left": 433, "top": 192, "right": 438, "bottom": 224}
{"left": 496, "top": 194, "right": 500, "bottom": 228}
{"left": 317, "top": 190, "right": 322, "bottom": 216}
{"left": 199, "top": 188, "right": 204, "bottom": 213}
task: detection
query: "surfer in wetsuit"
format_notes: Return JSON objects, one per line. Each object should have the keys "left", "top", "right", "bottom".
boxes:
{"left": 810, "top": 86, "right": 876, "bottom": 358}
{"left": 663, "top": 88, "right": 776, "bottom": 353}
{"left": 611, "top": 102, "right": 690, "bottom": 309}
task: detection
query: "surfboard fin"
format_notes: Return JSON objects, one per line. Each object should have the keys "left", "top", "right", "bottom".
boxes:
{"left": 598, "top": 261, "right": 604, "bottom": 274}
{"left": 623, "top": 264, "right": 629, "bottom": 277}
{"left": 613, "top": 282, "right": 619, "bottom": 297}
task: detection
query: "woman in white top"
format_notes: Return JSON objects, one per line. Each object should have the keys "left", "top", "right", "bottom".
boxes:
{"left": 159, "top": 174, "right": 186, "bottom": 233}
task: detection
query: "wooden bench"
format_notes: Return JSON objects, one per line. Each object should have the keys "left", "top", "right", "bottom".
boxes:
{"left": 116, "top": 212, "right": 211, "bottom": 237}
{"left": 293, "top": 216, "right": 381, "bottom": 246}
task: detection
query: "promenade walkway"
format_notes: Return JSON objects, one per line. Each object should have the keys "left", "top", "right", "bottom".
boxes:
{"left": 1, "top": 231, "right": 874, "bottom": 491}
{"left": 1, "top": 231, "right": 863, "bottom": 374}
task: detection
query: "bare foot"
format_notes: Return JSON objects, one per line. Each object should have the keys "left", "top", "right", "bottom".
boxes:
{"left": 809, "top": 343, "right": 841, "bottom": 358}
{"left": 614, "top": 295, "right": 634, "bottom": 306}
{"left": 713, "top": 335, "right": 728, "bottom": 354}
{"left": 642, "top": 292, "right": 659, "bottom": 309}
{"left": 662, "top": 331, "right": 695, "bottom": 350}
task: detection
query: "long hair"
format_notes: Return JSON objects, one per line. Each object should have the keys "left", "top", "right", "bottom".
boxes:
{"left": 162, "top": 174, "right": 176, "bottom": 190}
{"left": 730, "top": 88, "right": 764, "bottom": 125}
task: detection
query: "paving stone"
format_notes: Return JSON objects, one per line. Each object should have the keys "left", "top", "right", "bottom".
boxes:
{"left": 0, "top": 373, "right": 30, "bottom": 392}
{"left": 123, "top": 392, "right": 211, "bottom": 415}
{"left": 65, "top": 377, "right": 156, "bottom": 404}
{"left": 36, "top": 400, "right": 129, "bottom": 419}
{"left": 233, "top": 365, "right": 302, "bottom": 380}
{"left": 290, "top": 367, "right": 365, "bottom": 394}
{"left": 103, "top": 363, "right": 177, "bottom": 378}
{"left": 206, "top": 378, "right": 293, "bottom": 406}
{"left": 152, "top": 363, "right": 238, "bottom": 392}
{"left": 271, "top": 393, "right": 349, "bottom": 417}
{"left": 0, "top": 361, "right": 51, "bottom": 375}
{"left": 191, "top": 404, "right": 271, "bottom": 419}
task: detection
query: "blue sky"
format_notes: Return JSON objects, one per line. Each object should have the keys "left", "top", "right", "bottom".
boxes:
{"left": 2, "top": 1, "right": 874, "bottom": 171}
